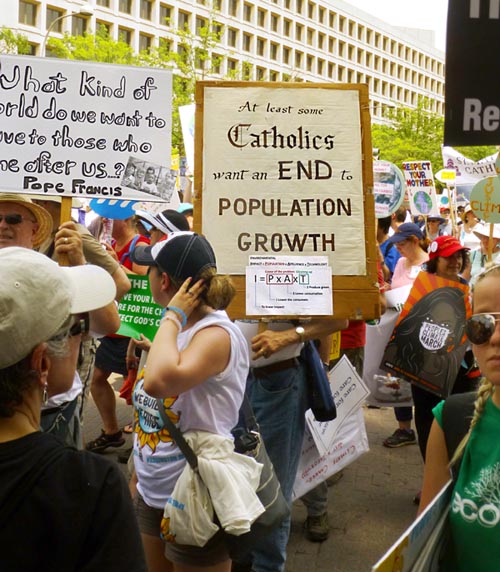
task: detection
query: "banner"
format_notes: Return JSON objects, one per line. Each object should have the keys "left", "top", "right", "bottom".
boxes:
{"left": 445, "top": 0, "right": 500, "bottom": 145}
{"left": 0, "top": 55, "right": 171, "bottom": 201}
{"left": 374, "top": 160, "right": 406, "bottom": 218}
{"left": 381, "top": 272, "right": 471, "bottom": 398}
{"left": 201, "top": 86, "right": 367, "bottom": 275}
{"left": 441, "top": 146, "right": 498, "bottom": 185}
{"left": 117, "top": 276, "right": 163, "bottom": 340}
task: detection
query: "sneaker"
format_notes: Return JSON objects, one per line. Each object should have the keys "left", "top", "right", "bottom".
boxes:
{"left": 86, "top": 430, "right": 125, "bottom": 453}
{"left": 304, "top": 513, "right": 330, "bottom": 542}
{"left": 383, "top": 429, "right": 416, "bottom": 448}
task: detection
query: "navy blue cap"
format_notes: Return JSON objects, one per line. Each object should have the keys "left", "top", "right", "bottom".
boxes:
{"left": 389, "top": 222, "right": 424, "bottom": 243}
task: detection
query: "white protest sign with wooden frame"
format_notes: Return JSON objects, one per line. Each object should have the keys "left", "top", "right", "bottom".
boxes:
{"left": 194, "top": 81, "right": 379, "bottom": 320}
{"left": 0, "top": 55, "right": 171, "bottom": 203}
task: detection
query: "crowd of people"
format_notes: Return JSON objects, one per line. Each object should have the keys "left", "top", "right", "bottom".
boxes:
{"left": 1, "top": 189, "right": 500, "bottom": 572}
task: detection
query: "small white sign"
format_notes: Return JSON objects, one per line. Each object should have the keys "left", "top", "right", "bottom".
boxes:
{"left": 306, "top": 355, "right": 370, "bottom": 455}
{"left": 245, "top": 255, "right": 332, "bottom": 316}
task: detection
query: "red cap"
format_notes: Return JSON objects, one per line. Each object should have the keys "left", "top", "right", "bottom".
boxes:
{"left": 428, "top": 236, "right": 469, "bottom": 260}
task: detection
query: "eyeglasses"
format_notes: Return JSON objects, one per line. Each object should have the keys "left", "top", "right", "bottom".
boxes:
{"left": 69, "top": 314, "right": 90, "bottom": 337}
{"left": 0, "top": 214, "right": 35, "bottom": 225}
{"left": 465, "top": 313, "right": 500, "bottom": 345}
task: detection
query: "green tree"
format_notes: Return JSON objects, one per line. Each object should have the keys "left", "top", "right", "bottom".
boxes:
{"left": 46, "top": 27, "right": 137, "bottom": 64}
{"left": 138, "top": 11, "right": 224, "bottom": 152}
{"left": 0, "top": 27, "right": 31, "bottom": 55}
{"left": 372, "top": 98, "right": 497, "bottom": 169}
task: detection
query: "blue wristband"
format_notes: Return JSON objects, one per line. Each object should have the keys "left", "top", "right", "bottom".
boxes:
{"left": 166, "top": 306, "right": 187, "bottom": 328}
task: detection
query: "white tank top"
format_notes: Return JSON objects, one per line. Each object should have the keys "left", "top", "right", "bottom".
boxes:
{"left": 133, "top": 310, "right": 249, "bottom": 509}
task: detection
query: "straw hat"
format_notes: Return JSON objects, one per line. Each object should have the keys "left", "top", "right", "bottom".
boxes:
{"left": 0, "top": 194, "right": 53, "bottom": 247}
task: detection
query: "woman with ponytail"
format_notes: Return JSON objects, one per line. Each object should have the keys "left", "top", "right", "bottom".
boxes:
{"left": 418, "top": 265, "right": 500, "bottom": 571}
{"left": 128, "top": 232, "right": 250, "bottom": 572}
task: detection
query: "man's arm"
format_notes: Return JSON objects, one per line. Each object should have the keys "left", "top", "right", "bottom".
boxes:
{"left": 251, "top": 318, "right": 348, "bottom": 361}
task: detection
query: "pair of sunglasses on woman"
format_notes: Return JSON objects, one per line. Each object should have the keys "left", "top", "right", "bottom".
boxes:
{"left": 466, "top": 313, "right": 500, "bottom": 345}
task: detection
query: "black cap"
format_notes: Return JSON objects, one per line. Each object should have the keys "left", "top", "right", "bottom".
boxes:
{"left": 131, "top": 231, "right": 217, "bottom": 282}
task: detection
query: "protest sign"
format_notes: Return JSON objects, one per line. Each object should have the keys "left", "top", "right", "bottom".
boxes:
{"left": 364, "top": 285, "right": 414, "bottom": 408}
{"left": 402, "top": 161, "right": 439, "bottom": 218}
{"left": 373, "top": 160, "right": 405, "bottom": 218}
{"left": 292, "top": 408, "right": 369, "bottom": 500}
{"left": 117, "top": 276, "right": 163, "bottom": 340}
{"left": 306, "top": 355, "right": 370, "bottom": 455}
{"left": 179, "top": 103, "right": 195, "bottom": 174}
{"left": 381, "top": 272, "right": 471, "bottom": 398}
{"left": 442, "top": 146, "right": 499, "bottom": 185}
{"left": 445, "top": 0, "right": 500, "bottom": 145}
{"left": 246, "top": 255, "right": 332, "bottom": 316}
{"left": 195, "top": 82, "right": 379, "bottom": 320}
{"left": 0, "top": 55, "right": 171, "bottom": 201}
{"left": 372, "top": 481, "right": 452, "bottom": 572}
{"left": 470, "top": 176, "right": 500, "bottom": 223}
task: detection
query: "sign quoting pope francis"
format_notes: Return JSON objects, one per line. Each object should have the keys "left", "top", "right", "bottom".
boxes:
{"left": 195, "top": 82, "right": 378, "bottom": 320}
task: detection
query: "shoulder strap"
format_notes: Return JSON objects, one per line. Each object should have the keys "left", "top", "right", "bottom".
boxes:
{"left": 442, "top": 392, "right": 476, "bottom": 477}
{"left": 0, "top": 443, "right": 68, "bottom": 529}
{"left": 156, "top": 398, "right": 199, "bottom": 473}
{"left": 383, "top": 241, "right": 394, "bottom": 257}
{"left": 119, "top": 234, "right": 141, "bottom": 264}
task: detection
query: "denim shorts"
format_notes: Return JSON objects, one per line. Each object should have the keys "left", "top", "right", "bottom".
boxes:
{"left": 133, "top": 493, "right": 230, "bottom": 567}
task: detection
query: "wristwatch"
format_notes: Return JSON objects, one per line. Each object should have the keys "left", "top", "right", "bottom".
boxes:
{"left": 295, "top": 325, "right": 306, "bottom": 343}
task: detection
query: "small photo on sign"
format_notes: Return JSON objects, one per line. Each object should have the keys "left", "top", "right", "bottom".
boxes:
{"left": 122, "top": 156, "right": 176, "bottom": 202}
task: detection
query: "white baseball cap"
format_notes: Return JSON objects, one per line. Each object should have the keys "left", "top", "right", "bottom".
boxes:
{"left": 0, "top": 247, "right": 116, "bottom": 369}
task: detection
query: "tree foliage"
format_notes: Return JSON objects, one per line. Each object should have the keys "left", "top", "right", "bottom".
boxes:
{"left": 372, "top": 98, "right": 497, "bottom": 169}
{"left": 46, "top": 27, "right": 137, "bottom": 64}
{"left": 0, "top": 27, "right": 31, "bottom": 55}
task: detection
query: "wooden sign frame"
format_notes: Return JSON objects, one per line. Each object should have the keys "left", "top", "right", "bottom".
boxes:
{"left": 193, "top": 81, "right": 379, "bottom": 320}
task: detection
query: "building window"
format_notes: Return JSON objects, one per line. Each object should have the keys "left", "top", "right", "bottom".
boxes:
{"left": 318, "top": 33, "right": 325, "bottom": 50}
{"left": 46, "top": 7, "right": 64, "bottom": 32}
{"left": 19, "top": 1, "right": 38, "bottom": 26}
{"left": 328, "top": 37, "right": 335, "bottom": 53}
{"left": 295, "top": 51, "right": 303, "bottom": 68}
{"left": 257, "top": 37, "right": 265, "bottom": 56}
{"left": 227, "top": 28, "right": 238, "bottom": 47}
{"left": 159, "top": 37, "right": 171, "bottom": 51}
{"left": 329, "top": 11, "right": 336, "bottom": 28}
{"left": 140, "top": 0, "right": 152, "bottom": 20}
{"left": 270, "top": 14, "right": 278, "bottom": 32}
{"left": 296, "top": 0, "right": 303, "bottom": 14}
{"left": 119, "top": 0, "right": 132, "bottom": 14}
{"left": 307, "top": 1, "right": 315, "bottom": 19}
{"left": 228, "top": 0, "right": 238, "bottom": 17}
{"left": 227, "top": 58, "right": 237, "bottom": 72}
{"left": 295, "top": 24, "right": 303, "bottom": 41}
{"left": 72, "top": 15, "right": 88, "bottom": 36}
{"left": 306, "top": 55, "right": 313, "bottom": 72}
{"left": 242, "top": 33, "right": 252, "bottom": 52}
{"left": 258, "top": 8, "right": 266, "bottom": 27}
{"left": 328, "top": 62, "right": 335, "bottom": 79}
{"left": 178, "top": 11, "right": 190, "bottom": 29}
{"left": 196, "top": 17, "right": 207, "bottom": 34}
{"left": 270, "top": 42, "right": 278, "bottom": 60}
{"left": 243, "top": 3, "right": 252, "bottom": 22}
{"left": 283, "top": 46, "right": 290, "bottom": 64}
{"left": 284, "top": 19, "right": 291, "bottom": 37}
{"left": 118, "top": 27, "right": 132, "bottom": 45}
{"left": 307, "top": 28, "right": 314, "bottom": 46}
{"left": 159, "top": 4, "right": 171, "bottom": 25}
{"left": 212, "top": 54, "right": 222, "bottom": 74}
{"left": 270, "top": 70, "right": 278, "bottom": 81}
{"left": 139, "top": 33, "right": 152, "bottom": 51}
{"left": 318, "top": 6, "right": 325, "bottom": 23}
{"left": 256, "top": 66, "right": 266, "bottom": 80}
{"left": 318, "top": 59, "right": 324, "bottom": 75}
{"left": 97, "top": 20, "right": 112, "bottom": 34}
{"left": 97, "top": 0, "right": 110, "bottom": 6}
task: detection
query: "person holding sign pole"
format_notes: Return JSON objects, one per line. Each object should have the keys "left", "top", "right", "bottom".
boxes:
{"left": 419, "top": 265, "right": 500, "bottom": 571}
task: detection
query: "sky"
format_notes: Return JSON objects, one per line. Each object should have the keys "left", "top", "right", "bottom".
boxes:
{"left": 342, "top": 0, "right": 449, "bottom": 51}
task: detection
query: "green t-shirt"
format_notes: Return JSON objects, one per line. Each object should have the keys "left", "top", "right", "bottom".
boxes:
{"left": 434, "top": 396, "right": 500, "bottom": 572}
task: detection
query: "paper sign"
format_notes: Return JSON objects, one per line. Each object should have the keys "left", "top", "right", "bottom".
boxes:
{"left": 373, "top": 160, "right": 406, "bottom": 218}
{"left": 470, "top": 176, "right": 500, "bottom": 223}
{"left": 292, "top": 408, "right": 369, "bottom": 500}
{"left": 402, "top": 161, "right": 439, "bottom": 217}
{"left": 245, "top": 255, "right": 332, "bottom": 316}
{"left": 117, "top": 276, "right": 163, "bottom": 340}
{"left": 0, "top": 55, "right": 171, "bottom": 201}
{"left": 306, "top": 355, "right": 370, "bottom": 455}
{"left": 202, "top": 86, "right": 367, "bottom": 276}
{"left": 122, "top": 156, "right": 177, "bottom": 203}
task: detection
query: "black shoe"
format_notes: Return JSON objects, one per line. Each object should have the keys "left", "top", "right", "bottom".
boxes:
{"left": 86, "top": 430, "right": 125, "bottom": 453}
{"left": 383, "top": 429, "right": 416, "bottom": 448}
{"left": 304, "top": 513, "right": 330, "bottom": 542}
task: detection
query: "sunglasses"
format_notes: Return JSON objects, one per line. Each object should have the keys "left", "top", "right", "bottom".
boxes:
{"left": 0, "top": 214, "right": 35, "bottom": 225}
{"left": 465, "top": 313, "right": 500, "bottom": 345}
